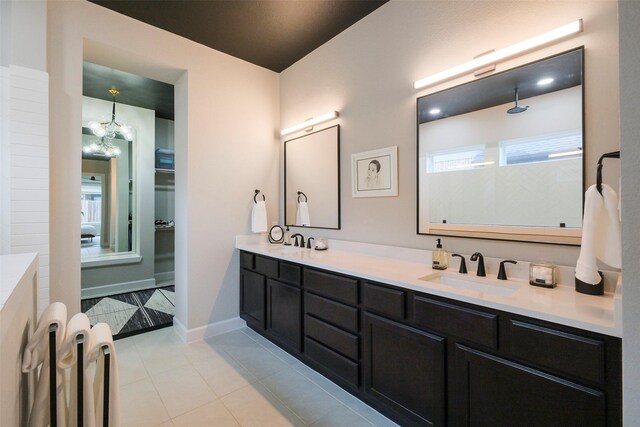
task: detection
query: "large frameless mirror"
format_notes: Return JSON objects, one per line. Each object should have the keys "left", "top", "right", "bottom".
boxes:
{"left": 285, "top": 125, "right": 340, "bottom": 230}
{"left": 81, "top": 129, "right": 136, "bottom": 262}
{"left": 417, "top": 48, "right": 584, "bottom": 244}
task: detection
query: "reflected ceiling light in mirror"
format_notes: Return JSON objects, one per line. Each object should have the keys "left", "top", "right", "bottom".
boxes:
{"left": 281, "top": 111, "right": 339, "bottom": 136}
{"left": 429, "top": 108, "right": 441, "bottom": 115}
{"left": 538, "top": 77, "right": 555, "bottom": 86}
{"left": 82, "top": 137, "right": 121, "bottom": 157}
{"left": 413, "top": 19, "right": 583, "bottom": 90}
{"left": 88, "top": 88, "right": 133, "bottom": 141}
{"left": 548, "top": 149, "right": 582, "bottom": 159}
{"left": 447, "top": 161, "right": 495, "bottom": 170}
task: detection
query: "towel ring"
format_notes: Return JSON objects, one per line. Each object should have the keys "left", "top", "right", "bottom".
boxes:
{"left": 297, "top": 191, "right": 308, "bottom": 203}
{"left": 254, "top": 189, "right": 265, "bottom": 203}
{"left": 596, "top": 151, "right": 620, "bottom": 195}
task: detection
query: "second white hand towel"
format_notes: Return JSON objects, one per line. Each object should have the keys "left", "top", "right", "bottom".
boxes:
{"left": 59, "top": 313, "right": 95, "bottom": 427}
{"left": 251, "top": 200, "right": 268, "bottom": 233}
{"left": 575, "top": 183, "right": 621, "bottom": 285}
{"left": 296, "top": 201, "right": 311, "bottom": 226}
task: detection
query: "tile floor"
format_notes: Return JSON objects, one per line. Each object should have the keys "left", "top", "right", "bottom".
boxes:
{"left": 116, "top": 326, "right": 399, "bottom": 427}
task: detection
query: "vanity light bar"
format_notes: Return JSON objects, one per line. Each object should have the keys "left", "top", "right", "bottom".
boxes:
{"left": 413, "top": 19, "right": 583, "bottom": 90}
{"left": 280, "top": 111, "right": 339, "bottom": 136}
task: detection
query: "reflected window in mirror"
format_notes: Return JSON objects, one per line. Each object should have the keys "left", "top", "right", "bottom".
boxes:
{"left": 81, "top": 129, "right": 136, "bottom": 259}
{"left": 417, "top": 48, "right": 584, "bottom": 245}
{"left": 284, "top": 125, "right": 340, "bottom": 230}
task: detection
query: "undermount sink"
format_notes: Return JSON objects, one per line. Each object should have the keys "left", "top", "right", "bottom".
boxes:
{"left": 267, "top": 245, "right": 305, "bottom": 255}
{"left": 419, "top": 273, "right": 520, "bottom": 297}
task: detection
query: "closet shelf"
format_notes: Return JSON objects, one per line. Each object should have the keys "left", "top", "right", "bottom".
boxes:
{"left": 155, "top": 168, "right": 175, "bottom": 174}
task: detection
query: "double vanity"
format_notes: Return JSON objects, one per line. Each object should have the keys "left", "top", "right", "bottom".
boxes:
{"left": 236, "top": 236, "right": 621, "bottom": 426}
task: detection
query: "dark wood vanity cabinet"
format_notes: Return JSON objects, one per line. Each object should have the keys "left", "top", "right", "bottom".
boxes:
{"left": 363, "top": 313, "right": 446, "bottom": 426}
{"left": 238, "top": 251, "right": 621, "bottom": 427}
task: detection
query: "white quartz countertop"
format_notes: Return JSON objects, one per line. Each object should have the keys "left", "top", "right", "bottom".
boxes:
{"left": 236, "top": 237, "right": 622, "bottom": 337}
{"left": 0, "top": 253, "right": 38, "bottom": 311}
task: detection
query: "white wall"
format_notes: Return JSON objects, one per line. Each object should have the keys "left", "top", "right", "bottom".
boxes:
{"left": 619, "top": 0, "right": 640, "bottom": 422}
{"left": 48, "top": 2, "right": 280, "bottom": 336}
{"left": 280, "top": 1, "right": 619, "bottom": 266}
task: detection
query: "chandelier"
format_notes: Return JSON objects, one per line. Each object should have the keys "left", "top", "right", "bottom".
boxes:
{"left": 83, "top": 137, "right": 122, "bottom": 157}
{"left": 87, "top": 88, "right": 133, "bottom": 141}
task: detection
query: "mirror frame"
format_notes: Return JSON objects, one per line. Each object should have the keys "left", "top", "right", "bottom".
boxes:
{"left": 416, "top": 47, "right": 585, "bottom": 245}
{"left": 284, "top": 124, "right": 341, "bottom": 230}
{"left": 81, "top": 127, "right": 141, "bottom": 268}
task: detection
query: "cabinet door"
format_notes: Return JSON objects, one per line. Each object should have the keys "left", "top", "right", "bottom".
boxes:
{"left": 267, "top": 279, "right": 301, "bottom": 352}
{"left": 453, "top": 344, "right": 606, "bottom": 427}
{"left": 240, "top": 269, "right": 266, "bottom": 330}
{"left": 363, "top": 313, "right": 446, "bottom": 427}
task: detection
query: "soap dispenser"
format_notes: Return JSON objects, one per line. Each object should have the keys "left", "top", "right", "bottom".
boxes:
{"left": 432, "top": 238, "right": 449, "bottom": 270}
{"left": 283, "top": 226, "right": 292, "bottom": 246}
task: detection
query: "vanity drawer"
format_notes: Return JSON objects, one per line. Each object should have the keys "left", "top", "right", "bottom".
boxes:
{"left": 363, "top": 282, "right": 406, "bottom": 320}
{"left": 413, "top": 296, "right": 498, "bottom": 349}
{"left": 255, "top": 255, "right": 278, "bottom": 277}
{"left": 505, "top": 320, "right": 605, "bottom": 385}
{"left": 240, "top": 251, "right": 254, "bottom": 270}
{"left": 304, "top": 337, "right": 360, "bottom": 388}
{"left": 305, "top": 314, "right": 359, "bottom": 361}
{"left": 304, "top": 269, "right": 358, "bottom": 305}
{"left": 279, "top": 262, "right": 302, "bottom": 286}
{"left": 305, "top": 292, "right": 359, "bottom": 332}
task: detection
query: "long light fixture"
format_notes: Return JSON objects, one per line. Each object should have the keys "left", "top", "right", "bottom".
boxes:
{"left": 87, "top": 88, "right": 133, "bottom": 141}
{"left": 413, "top": 19, "right": 583, "bottom": 90}
{"left": 280, "top": 111, "right": 339, "bottom": 136}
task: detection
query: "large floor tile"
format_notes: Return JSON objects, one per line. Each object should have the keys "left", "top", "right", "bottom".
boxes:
{"left": 345, "top": 400, "right": 400, "bottom": 427}
{"left": 310, "top": 404, "right": 374, "bottom": 427}
{"left": 207, "top": 329, "right": 262, "bottom": 352}
{"left": 120, "top": 378, "right": 170, "bottom": 427}
{"left": 221, "top": 383, "right": 305, "bottom": 427}
{"left": 154, "top": 421, "right": 175, "bottom": 427}
{"left": 117, "top": 343, "right": 149, "bottom": 386}
{"left": 192, "top": 353, "right": 258, "bottom": 397}
{"left": 260, "top": 369, "right": 343, "bottom": 425}
{"left": 182, "top": 338, "right": 229, "bottom": 363}
{"left": 225, "top": 346, "right": 289, "bottom": 380}
{"left": 151, "top": 365, "right": 217, "bottom": 418}
{"left": 172, "top": 400, "right": 240, "bottom": 427}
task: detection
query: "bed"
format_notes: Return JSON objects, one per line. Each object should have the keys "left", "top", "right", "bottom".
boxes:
{"left": 81, "top": 224, "right": 97, "bottom": 241}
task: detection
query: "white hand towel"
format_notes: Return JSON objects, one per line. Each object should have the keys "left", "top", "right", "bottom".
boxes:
{"left": 296, "top": 201, "right": 311, "bottom": 226}
{"left": 251, "top": 200, "right": 268, "bottom": 233}
{"left": 59, "top": 313, "right": 95, "bottom": 427}
{"left": 22, "top": 302, "right": 68, "bottom": 427}
{"left": 88, "top": 323, "right": 121, "bottom": 427}
{"left": 575, "top": 184, "right": 622, "bottom": 285}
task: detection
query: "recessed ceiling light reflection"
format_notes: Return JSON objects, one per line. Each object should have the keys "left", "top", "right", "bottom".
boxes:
{"left": 429, "top": 108, "right": 441, "bottom": 115}
{"left": 537, "top": 77, "right": 554, "bottom": 86}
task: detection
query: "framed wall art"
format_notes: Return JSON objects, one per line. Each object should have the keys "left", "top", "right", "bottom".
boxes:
{"left": 351, "top": 146, "right": 398, "bottom": 198}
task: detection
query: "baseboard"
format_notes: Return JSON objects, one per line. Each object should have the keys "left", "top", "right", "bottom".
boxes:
{"left": 81, "top": 278, "right": 157, "bottom": 299}
{"left": 173, "top": 316, "right": 246, "bottom": 344}
{"left": 154, "top": 271, "right": 175, "bottom": 284}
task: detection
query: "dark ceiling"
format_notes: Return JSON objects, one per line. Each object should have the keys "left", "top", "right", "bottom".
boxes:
{"left": 89, "top": 0, "right": 389, "bottom": 73}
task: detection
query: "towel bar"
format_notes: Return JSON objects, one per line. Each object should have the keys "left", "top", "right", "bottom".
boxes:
{"left": 103, "top": 346, "right": 110, "bottom": 427}
{"left": 254, "top": 189, "right": 265, "bottom": 203}
{"left": 596, "top": 150, "right": 620, "bottom": 194}
{"left": 49, "top": 325, "right": 58, "bottom": 427}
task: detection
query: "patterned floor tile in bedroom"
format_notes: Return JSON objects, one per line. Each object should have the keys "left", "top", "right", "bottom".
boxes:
{"left": 82, "top": 285, "right": 175, "bottom": 339}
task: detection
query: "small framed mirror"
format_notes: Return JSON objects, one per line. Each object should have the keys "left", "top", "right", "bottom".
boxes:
{"left": 285, "top": 125, "right": 340, "bottom": 229}
{"left": 417, "top": 48, "right": 584, "bottom": 245}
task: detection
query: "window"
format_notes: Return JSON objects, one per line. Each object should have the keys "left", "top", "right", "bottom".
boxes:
{"left": 427, "top": 145, "right": 486, "bottom": 173}
{"left": 499, "top": 130, "right": 582, "bottom": 166}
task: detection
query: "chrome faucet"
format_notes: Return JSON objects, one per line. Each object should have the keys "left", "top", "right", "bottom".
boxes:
{"left": 470, "top": 252, "right": 486, "bottom": 277}
{"left": 291, "top": 233, "right": 305, "bottom": 247}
